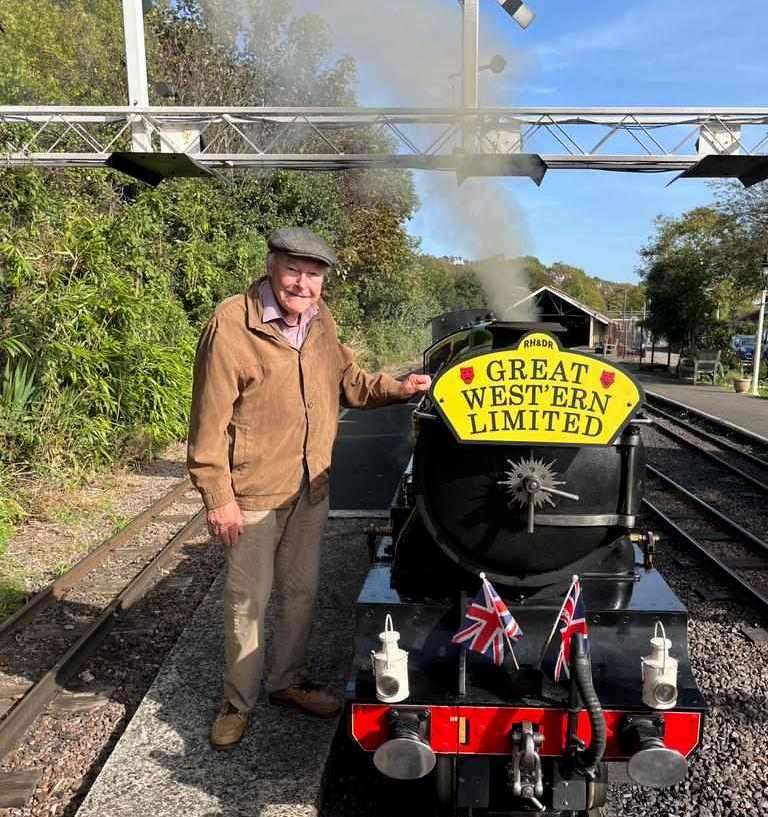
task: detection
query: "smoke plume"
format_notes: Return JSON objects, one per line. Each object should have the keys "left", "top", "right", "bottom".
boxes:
{"left": 213, "top": 0, "right": 537, "bottom": 317}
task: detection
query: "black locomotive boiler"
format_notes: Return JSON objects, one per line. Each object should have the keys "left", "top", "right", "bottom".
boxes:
{"left": 344, "top": 316, "right": 705, "bottom": 816}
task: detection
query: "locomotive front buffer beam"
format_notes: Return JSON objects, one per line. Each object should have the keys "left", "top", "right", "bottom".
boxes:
{"left": 348, "top": 562, "right": 704, "bottom": 813}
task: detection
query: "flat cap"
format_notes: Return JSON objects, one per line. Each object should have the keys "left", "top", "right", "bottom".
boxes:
{"left": 267, "top": 227, "right": 337, "bottom": 267}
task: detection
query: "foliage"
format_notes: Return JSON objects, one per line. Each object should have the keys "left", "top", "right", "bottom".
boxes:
{"left": 0, "top": 0, "right": 490, "bottom": 502}
{"left": 639, "top": 205, "right": 759, "bottom": 350}
{"left": 0, "top": 469, "right": 26, "bottom": 618}
{"left": 547, "top": 263, "right": 607, "bottom": 312}
{"left": 0, "top": 0, "right": 126, "bottom": 105}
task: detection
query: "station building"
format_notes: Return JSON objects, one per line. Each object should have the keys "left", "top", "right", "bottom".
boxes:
{"left": 512, "top": 285, "right": 610, "bottom": 349}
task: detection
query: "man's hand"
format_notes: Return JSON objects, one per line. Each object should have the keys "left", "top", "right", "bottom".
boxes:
{"left": 207, "top": 500, "right": 245, "bottom": 546}
{"left": 399, "top": 373, "right": 432, "bottom": 399}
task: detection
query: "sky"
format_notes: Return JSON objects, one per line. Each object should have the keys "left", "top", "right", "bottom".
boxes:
{"left": 307, "top": 0, "right": 768, "bottom": 284}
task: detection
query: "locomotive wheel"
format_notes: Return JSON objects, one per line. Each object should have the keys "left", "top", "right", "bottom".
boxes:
{"left": 434, "top": 755, "right": 456, "bottom": 816}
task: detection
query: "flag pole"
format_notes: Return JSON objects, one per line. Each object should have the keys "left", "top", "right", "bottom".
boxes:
{"left": 503, "top": 630, "right": 520, "bottom": 670}
{"left": 480, "top": 572, "right": 520, "bottom": 671}
{"left": 458, "top": 590, "right": 467, "bottom": 696}
{"left": 537, "top": 574, "right": 578, "bottom": 668}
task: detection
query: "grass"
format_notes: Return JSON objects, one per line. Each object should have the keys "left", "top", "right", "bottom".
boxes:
{"left": 0, "top": 494, "right": 25, "bottom": 553}
{"left": 0, "top": 553, "right": 26, "bottom": 619}
{"left": 0, "top": 481, "right": 29, "bottom": 619}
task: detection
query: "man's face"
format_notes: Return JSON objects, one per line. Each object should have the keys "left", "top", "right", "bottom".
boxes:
{"left": 267, "top": 252, "right": 327, "bottom": 321}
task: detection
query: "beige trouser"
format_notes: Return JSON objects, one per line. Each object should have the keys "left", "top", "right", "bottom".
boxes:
{"left": 223, "top": 482, "right": 329, "bottom": 712}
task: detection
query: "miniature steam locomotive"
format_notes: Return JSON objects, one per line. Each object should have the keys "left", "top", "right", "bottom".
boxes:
{"left": 344, "top": 314, "right": 705, "bottom": 816}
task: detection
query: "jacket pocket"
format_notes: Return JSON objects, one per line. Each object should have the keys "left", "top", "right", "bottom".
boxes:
{"left": 231, "top": 425, "right": 250, "bottom": 471}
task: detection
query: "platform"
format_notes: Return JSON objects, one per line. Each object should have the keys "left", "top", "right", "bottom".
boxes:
{"left": 75, "top": 519, "right": 371, "bottom": 817}
{"left": 631, "top": 366, "right": 768, "bottom": 439}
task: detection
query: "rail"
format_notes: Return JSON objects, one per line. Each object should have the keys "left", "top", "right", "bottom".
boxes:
{"left": 643, "top": 464, "right": 768, "bottom": 616}
{"left": 0, "top": 489, "right": 205, "bottom": 762}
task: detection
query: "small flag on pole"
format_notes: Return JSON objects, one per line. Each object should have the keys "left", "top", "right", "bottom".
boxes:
{"left": 452, "top": 573, "right": 523, "bottom": 667}
{"left": 541, "top": 575, "right": 588, "bottom": 683}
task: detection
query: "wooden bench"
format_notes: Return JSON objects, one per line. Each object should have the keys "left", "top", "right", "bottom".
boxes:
{"left": 676, "top": 350, "right": 724, "bottom": 383}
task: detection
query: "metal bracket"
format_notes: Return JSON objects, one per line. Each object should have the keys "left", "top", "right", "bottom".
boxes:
{"left": 630, "top": 530, "right": 659, "bottom": 569}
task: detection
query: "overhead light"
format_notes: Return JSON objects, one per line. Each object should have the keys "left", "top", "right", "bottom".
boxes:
{"left": 106, "top": 152, "right": 215, "bottom": 186}
{"left": 497, "top": 0, "right": 535, "bottom": 28}
{"left": 481, "top": 54, "right": 508, "bottom": 74}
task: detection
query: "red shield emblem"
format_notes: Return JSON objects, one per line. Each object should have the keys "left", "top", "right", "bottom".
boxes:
{"left": 460, "top": 366, "right": 475, "bottom": 384}
{"left": 600, "top": 370, "right": 615, "bottom": 388}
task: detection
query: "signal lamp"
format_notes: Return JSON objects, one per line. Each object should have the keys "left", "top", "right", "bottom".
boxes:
{"left": 497, "top": 0, "right": 535, "bottom": 28}
{"left": 641, "top": 621, "right": 678, "bottom": 710}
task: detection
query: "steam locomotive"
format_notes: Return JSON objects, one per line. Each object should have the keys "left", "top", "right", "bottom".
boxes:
{"left": 344, "top": 313, "right": 705, "bottom": 816}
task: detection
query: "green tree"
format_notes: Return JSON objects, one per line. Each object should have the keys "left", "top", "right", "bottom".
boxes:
{"left": 0, "top": 0, "right": 126, "bottom": 105}
{"left": 713, "top": 179, "right": 768, "bottom": 306}
{"left": 639, "top": 207, "right": 749, "bottom": 349}
{"left": 548, "top": 263, "right": 607, "bottom": 312}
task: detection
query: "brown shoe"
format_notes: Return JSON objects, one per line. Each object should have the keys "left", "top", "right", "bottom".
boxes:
{"left": 269, "top": 682, "right": 341, "bottom": 718}
{"left": 210, "top": 701, "right": 250, "bottom": 750}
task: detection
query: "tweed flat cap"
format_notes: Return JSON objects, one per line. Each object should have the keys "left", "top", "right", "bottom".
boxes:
{"left": 267, "top": 227, "right": 337, "bottom": 266}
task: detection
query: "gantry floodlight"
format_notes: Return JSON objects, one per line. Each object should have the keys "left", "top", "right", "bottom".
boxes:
{"left": 497, "top": 0, "right": 535, "bottom": 28}
{"left": 482, "top": 55, "right": 508, "bottom": 74}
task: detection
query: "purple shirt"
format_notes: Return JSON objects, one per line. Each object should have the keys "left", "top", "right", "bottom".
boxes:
{"left": 258, "top": 279, "right": 319, "bottom": 350}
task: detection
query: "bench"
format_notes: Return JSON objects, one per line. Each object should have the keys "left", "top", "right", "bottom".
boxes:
{"left": 676, "top": 350, "right": 725, "bottom": 384}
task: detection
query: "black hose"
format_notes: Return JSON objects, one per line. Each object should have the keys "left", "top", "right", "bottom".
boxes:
{"left": 570, "top": 633, "right": 606, "bottom": 771}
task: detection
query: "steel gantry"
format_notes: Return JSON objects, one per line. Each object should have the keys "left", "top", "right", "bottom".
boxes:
{"left": 2, "top": 0, "right": 766, "bottom": 185}
{"left": 2, "top": 105, "right": 768, "bottom": 185}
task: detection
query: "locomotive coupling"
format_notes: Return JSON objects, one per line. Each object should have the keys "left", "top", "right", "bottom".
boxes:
{"left": 507, "top": 721, "right": 545, "bottom": 810}
{"left": 372, "top": 708, "right": 436, "bottom": 780}
{"left": 622, "top": 715, "right": 688, "bottom": 788}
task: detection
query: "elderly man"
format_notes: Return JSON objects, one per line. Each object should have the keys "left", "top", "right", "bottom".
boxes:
{"left": 187, "top": 227, "right": 431, "bottom": 750}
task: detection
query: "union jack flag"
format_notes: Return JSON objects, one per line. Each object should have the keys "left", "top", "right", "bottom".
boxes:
{"left": 544, "top": 577, "right": 588, "bottom": 683}
{"left": 451, "top": 576, "right": 523, "bottom": 666}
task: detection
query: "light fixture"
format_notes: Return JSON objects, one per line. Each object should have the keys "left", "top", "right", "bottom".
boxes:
{"left": 641, "top": 622, "right": 678, "bottom": 710}
{"left": 497, "top": 0, "right": 535, "bottom": 28}
{"left": 482, "top": 54, "right": 507, "bottom": 74}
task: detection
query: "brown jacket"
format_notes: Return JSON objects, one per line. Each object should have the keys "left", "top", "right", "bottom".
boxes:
{"left": 187, "top": 280, "right": 404, "bottom": 510}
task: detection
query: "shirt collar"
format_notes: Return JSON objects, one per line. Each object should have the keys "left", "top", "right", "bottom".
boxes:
{"left": 259, "top": 279, "right": 285, "bottom": 324}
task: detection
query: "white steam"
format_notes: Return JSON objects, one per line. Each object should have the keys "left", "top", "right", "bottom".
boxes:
{"left": 216, "top": 0, "right": 537, "bottom": 317}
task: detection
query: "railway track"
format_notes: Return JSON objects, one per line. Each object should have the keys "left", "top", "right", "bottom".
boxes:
{"left": 641, "top": 396, "right": 768, "bottom": 616}
{"left": 0, "top": 479, "right": 205, "bottom": 773}
{"left": 643, "top": 465, "right": 768, "bottom": 611}
{"left": 645, "top": 390, "right": 768, "bottom": 461}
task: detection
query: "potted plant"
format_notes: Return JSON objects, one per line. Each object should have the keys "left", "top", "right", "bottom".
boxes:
{"left": 733, "top": 376, "right": 751, "bottom": 393}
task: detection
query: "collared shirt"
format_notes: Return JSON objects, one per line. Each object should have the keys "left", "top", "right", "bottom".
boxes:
{"left": 258, "top": 279, "right": 318, "bottom": 350}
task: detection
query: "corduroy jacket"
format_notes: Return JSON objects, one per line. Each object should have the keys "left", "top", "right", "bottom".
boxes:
{"left": 187, "top": 280, "right": 404, "bottom": 510}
